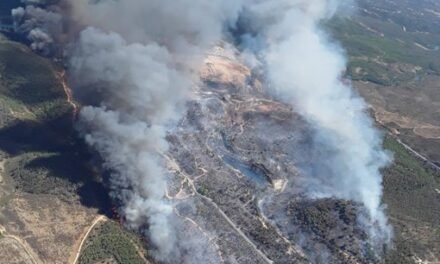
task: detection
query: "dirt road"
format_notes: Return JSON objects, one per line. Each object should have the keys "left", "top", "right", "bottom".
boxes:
{"left": 69, "top": 215, "right": 107, "bottom": 264}
{"left": 396, "top": 138, "right": 440, "bottom": 170}
{"left": 0, "top": 225, "right": 42, "bottom": 264}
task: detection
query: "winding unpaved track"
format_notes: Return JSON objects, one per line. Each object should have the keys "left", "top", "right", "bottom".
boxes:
{"left": 69, "top": 215, "right": 107, "bottom": 264}
{"left": 396, "top": 138, "right": 440, "bottom": 170}
{"left": 163, "top": 154, "right": 274, "bottom": 264}
{"left": 0, "top": 225, "right": 42, "bottom": 264}
{"left": 200, "top": 194, "right": 274, "bottom": 264}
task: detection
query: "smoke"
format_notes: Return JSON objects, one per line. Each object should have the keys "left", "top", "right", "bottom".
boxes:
{"left": 9, "top": 0, "right": 393, "bottom": 261}
{"left": 11, "top": 0, "right": 244, "bottom": 260}
{"left": 11, "top": 4, "right": 62, "bottom": 54}
{"left": 28, "top": 27, "right": 53, "bottom": 51}
{"left": 66, "top": 0, "right": 243, "bottom": 261}
{"left": 71, "top": 28, "right": 185, "bottom": 259}
{"left": 20, "top": 0, "right": 55, "bottom": 4}
{"left": 237, "top": 0, "right": 392, "bottom": 249}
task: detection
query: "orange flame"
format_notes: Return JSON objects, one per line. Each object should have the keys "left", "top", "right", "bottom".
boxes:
{"left": 58, "top": 70, "right": 78, "bottom": 119}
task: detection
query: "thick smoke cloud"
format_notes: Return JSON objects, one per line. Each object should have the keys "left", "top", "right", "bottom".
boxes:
{"left": 11, "top": 0, "right": 392, "bottom": 261}
{"left": 238, "top": 0, "right": 392, "bottom": 248}
{"left": 71, "top": 28, "right": 185, "bottom": 259}
{"left": 11, "top": 4, "right": 62, "bottom": 54}
{"left": 67, "top": 0, "right": 243, "bottom": 49}
{"left": 11, "top": 0, "right": 243, "bottom": 260}
{"left": 67, "top": 0, "right": 243, "bottom": 261}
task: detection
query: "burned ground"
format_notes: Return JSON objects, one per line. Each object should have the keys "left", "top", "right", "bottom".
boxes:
{"left": 0, "top": 0, "right": 439, "bottom": 263}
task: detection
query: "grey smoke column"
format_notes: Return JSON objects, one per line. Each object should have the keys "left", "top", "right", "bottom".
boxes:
{"left": 11, "top": 4, "right": 62, "bottom": 54}
{"left": 67, "top": 0, "right": 243, "bottom": 260}
{"left": 71, "top": 28, "right": 187, "bottom": 259}
{"left": 240, "top": 0, "right": 392, "bottom": 246}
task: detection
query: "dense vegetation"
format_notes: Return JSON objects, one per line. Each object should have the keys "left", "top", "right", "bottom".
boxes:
{"left": 78, "top": 221, "right": 147, "bottom": 264}
{"left": 382, "top": 137, "right": 440, "bottom": 263}
{"left": 326, "top": 2, "right": 440, "bottom": 86}
{"left": 0, "top": 41, "right": 70, "bottom": 121}
{"left": 383, "top": 137, "right": 440, "bottom": 224}
{"left": 0, "top": 39, "right": 110, "bottom": 210}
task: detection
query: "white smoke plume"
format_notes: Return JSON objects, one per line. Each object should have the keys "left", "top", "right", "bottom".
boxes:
{"left": 28, "top": 27, "right": 53, "bottom": 51}
{"left": 71, "top": 28, "right": 186, "bottom": 259}
{"left": 9, "top": 0, "right": 393, "bottom": 261}
{"left": 66, "top": 0, "right": 243, "bottom": 261}
{"left": 238, "top": 0, "right": 392, "bottom": 248}
{"left": 11, "top": 4, "right": 62, "bottom": 54}
{"left": 21, "top": 0, "right": 53, "bottom": 4}
{"left": 10, "top": 0, "right": 243, "bottom": 260}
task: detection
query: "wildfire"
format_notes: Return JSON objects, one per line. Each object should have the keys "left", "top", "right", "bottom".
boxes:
{"left": 111, "top": 207, "right": 126, "bottom": 226}
{"left": 58, "top": 70, "right": 79, "bottom": 119}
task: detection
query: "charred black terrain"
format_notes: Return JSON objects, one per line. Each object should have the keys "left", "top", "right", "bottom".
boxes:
{"left": 0, "top": 0, "right": 438, "bottom": 264}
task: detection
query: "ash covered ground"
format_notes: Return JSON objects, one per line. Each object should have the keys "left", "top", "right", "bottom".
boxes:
{"left": 0, "top": 1, "right": 439, "bottom": 263}
{"left": 163, "top": 45, "right": 376, "bottom": 264}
